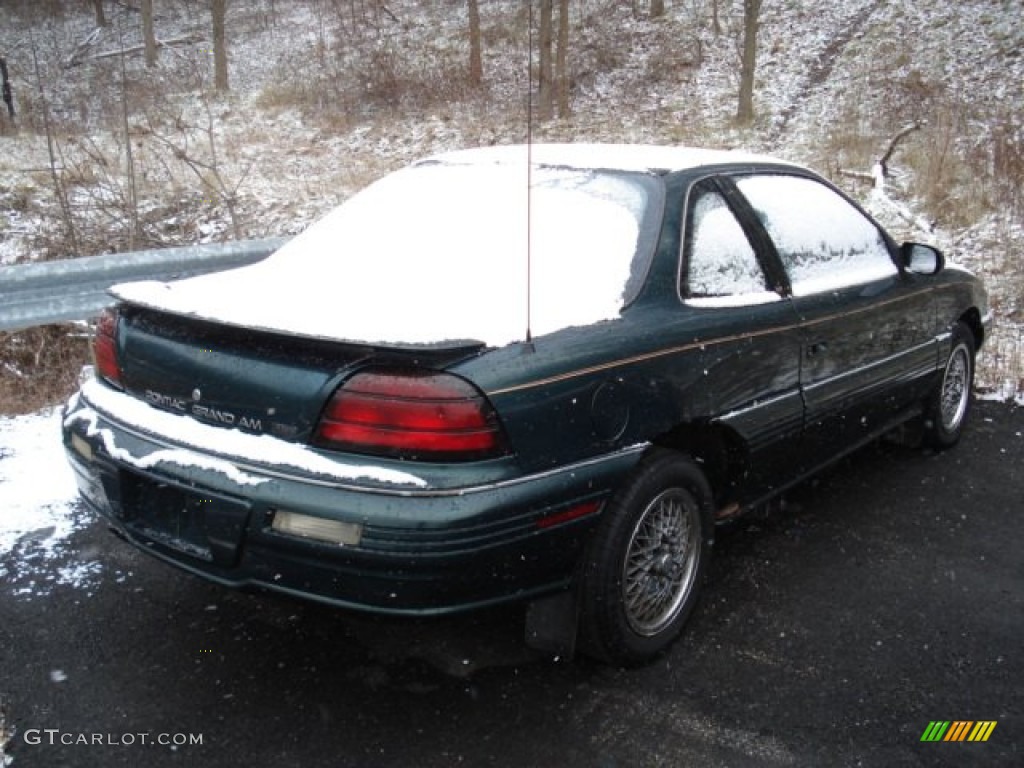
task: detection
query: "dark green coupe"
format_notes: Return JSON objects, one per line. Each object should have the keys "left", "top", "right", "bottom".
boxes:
{"left": 62, "top": 145, "right": 989, "bottom": 664}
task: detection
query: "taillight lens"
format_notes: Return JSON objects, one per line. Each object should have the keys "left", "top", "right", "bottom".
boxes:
{"left": 315, "top": 371, "right": 509, "bottom": 461}
{"left": 92, "top": 308, "right": 123, "bottom": 389}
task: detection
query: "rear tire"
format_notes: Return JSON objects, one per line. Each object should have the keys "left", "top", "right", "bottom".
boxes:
{"left": 924, "top": 322, "right": 975, "bottom": 449}
{"left": 579, "top": 450, "right": 713, "bottom": 666}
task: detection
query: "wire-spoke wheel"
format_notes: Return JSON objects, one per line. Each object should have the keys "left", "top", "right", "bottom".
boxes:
{"left": 579, "top": 450, "right": 712, "bottom": 666}
{"left": 939, "top": 345, "right": 970, "bottom": 432}
{"left": 925, "top": 322, "right": 975, "bottom": 449}
{"left": 622, "top": 489, "right": 701, "bottom": 637}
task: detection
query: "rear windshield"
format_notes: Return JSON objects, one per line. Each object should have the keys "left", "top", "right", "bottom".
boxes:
{"left": 263, "top": 162, "right": 662, "bottom": 342}
{"left": 116, "top": 162, "right": 662, "bottom": 348}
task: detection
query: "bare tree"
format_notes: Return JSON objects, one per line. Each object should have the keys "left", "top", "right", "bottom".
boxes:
{"left": 711, "top": 0, "right": 722, "bottom": 37}
{"left": 91, "top": 0, "right": 108, "bottom": 27}
{"left": 555, "top": 0, "right": 569, "bottom": 118}
{"left": 736, "top": 0, "right": 761, "bottom": 124}
{"left": 144, "top": 102, "right": 250, "bottom": 239}
{"left": 538, "top": 0, "right": 554, "bottom": 120}
{"left": 536, "top": 0, "right": 570, "bottom": 121}
{"left": 468, "top": 0, "right": 482, "bottom": 85}
{"left": 29, "top": 35, "right": 78, "bottom": 255}
{"left": 142, "top": 0, "right": 157, "bottom": 67}
{"left": 212, "top": 0, "right": 229, "bottom": 91}
{"left": 117, "top": 19, "right": 141, "bottom": 248}
{"left": 1, "top": 57, "right": 13, "bottom": 120}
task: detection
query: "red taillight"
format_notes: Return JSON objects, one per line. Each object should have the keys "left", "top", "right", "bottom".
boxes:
{"left": 315, "top": 371, "right": 508, "bottom": 461}
{"left": 92, "top": 309, "right": 123, "bottom": 388}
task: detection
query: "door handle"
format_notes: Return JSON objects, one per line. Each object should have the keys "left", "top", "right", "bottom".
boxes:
{"left": 806, "top": 342, "right": 829, "bottom": 358}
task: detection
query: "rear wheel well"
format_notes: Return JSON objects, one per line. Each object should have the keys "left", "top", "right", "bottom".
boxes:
{"left": 651, "top": 423, "right": 746, "bottom": 510}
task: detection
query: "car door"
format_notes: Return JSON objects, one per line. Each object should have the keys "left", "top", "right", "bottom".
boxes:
{"left": 732, "top": 173, "right": 938, "bottom": 468}
{"left": 678, "top": 177, "right": 806, "bottom": 505}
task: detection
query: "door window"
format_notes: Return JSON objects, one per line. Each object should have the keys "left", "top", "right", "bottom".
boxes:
{"left": 683, "top": 187, "right": 776, "bottom": 306}
{"left": 736, "top": 175, "right": 896, "bottom": 296}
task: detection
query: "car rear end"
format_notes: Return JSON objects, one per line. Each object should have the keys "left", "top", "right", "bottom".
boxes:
{"left": 63, "top": 304, "right": 638, "bottom": 614}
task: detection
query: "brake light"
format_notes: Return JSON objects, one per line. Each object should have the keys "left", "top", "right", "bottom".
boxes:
{"left": 315, "top": 371, "right": 508, "bottom": 461}
{"left": 92, "top": 309, "right": 123, "bottom": 389}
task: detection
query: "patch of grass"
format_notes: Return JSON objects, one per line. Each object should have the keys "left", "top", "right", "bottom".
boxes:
{"left": 256, "top": 38, "right": 482, "bottom": 128}
{"left": 0, "top": 326, "right": 91, "bottom": 416}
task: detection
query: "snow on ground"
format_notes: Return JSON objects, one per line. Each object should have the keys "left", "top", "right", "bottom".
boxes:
{"left": 0, "top": 407, "right": 103, "bottom": 597}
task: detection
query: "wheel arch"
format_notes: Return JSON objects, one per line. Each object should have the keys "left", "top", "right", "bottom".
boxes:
{"left": 958, "top": 307, "right": 984, "bottom": 351}
{"left": 649, "top": 421, "right": 748, "bottom": 511}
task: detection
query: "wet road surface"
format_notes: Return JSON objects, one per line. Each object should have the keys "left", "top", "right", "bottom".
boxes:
{"left": 1, "top": 401, "right": 1021, "bottom": 767}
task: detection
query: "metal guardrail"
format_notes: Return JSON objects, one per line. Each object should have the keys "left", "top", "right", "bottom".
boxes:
{"left": 0, "top": 238, "right": 288, "bottom": 332}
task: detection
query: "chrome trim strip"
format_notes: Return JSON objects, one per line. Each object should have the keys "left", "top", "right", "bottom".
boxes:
{"left": 713, "top": 388, "right": 803, "bottom": 423}
{"left": 802, "top": 338, "right": 938, "bottom": 395}
{"left": 78, "top": 392, "right": 647, "bottom": 498}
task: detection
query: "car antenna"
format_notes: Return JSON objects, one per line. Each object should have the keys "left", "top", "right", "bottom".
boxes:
{"left": 524, "top": 0, "right": 535, "bottom": 347}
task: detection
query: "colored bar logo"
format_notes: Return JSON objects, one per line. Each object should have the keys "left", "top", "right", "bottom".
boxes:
{"left": 920, "top": 721, "right": 997, "bottom": 742}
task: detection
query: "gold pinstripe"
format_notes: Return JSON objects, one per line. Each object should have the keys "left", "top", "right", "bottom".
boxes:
{"left": 488, "top": 285, "right": 947, "bottom": 396}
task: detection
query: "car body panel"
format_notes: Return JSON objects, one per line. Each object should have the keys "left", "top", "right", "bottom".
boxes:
{"left": 793, "top": 276, "right": 939, "bottom": 464}
{"left": 64, "top": 380, "right": 646, "bottom": 612}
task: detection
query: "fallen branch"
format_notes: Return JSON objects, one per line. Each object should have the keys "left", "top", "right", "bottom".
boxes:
{"left": 89, "top": 34, "right": 204, "bottom": 63}
{"left": 838, "top": 168, "right": 874, "bottom": 183}
{"left": 63, "top": 26, "right": 104, "bottom": 69}
{"left": 878, "top": 121, "right": 923, "bottom": 178}
{"left": 841, "top": 123, "right": 932, "bottom": 235}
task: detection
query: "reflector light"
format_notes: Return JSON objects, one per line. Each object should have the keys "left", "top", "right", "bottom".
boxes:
{"left": 536, "top": 500, "right": 603, "bottom": 529}
{"left": 92, "top": 309, "right": 123, "bottom": 389}
{"left": 271, "top": 510, "right": 363, "bottom": 546}
{"left": 70, "top": 433, "right": 94, "bottom": 462}
{"left": 315, "top": 370, "right": 508, "bottom": 461}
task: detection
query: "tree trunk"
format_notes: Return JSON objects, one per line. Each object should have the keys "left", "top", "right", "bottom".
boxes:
{"left": 711, "top": 0, "right": 721, "bottom": 37}
{"left": 650, "top": 0, "right": 665, "bottom": 18}
{"left": 142, "top": 0, "right": 157, "bottom": 67}
{"left": 468, "top": 0, "right": 482, "bottom": 85}
{"left": 736, "top": 0, "right": 761, "bottom": 124}
{"left": 538, "top": 0, "right": 553, "bottom": 121}
{"left": 555, "top": 0, "right": 569, "bottom": 118}
{"left": 1, "top": 57, "right": 14, "bottom": 119}
{"left": 92, "top": 0, "right": 108, "bottom": 27}
{"left": 212, "top": 0, "right": 229, "bottom": 91}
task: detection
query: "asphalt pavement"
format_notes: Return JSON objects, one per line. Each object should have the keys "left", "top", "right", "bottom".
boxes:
{"left": 1, "top": 400, "right": 1021, "bottom": 767}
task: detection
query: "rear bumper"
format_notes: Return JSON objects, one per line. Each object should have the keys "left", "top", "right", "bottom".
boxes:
{"left": 62, "top": 382, "right": 644, "bottom": 615}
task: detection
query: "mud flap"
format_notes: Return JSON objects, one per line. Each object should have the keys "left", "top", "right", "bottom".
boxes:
{"left": 525, "top": 589, "right": 579, "bottom": 659}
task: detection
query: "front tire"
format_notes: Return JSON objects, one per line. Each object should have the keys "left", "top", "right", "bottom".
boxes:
{"left": 579, "top": 450, "right": 713, "bottom": 666}
{"left": 925, "top": 322, "right": 975, "bottom": 449}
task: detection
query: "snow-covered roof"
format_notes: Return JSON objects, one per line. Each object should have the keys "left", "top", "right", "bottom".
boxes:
{"left": 111, "top": 145, "right": 806, "bottom": 348}
{"left": 422, "top": 143, "right": 799, "bottom": 175}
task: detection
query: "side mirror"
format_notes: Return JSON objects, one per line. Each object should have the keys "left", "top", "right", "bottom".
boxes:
{"left": 900, "top": 242, "right": 945, "bottom": 276}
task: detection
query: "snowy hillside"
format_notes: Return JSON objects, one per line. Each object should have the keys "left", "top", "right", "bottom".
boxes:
{"left": 0, "top": 0, "right": 1022, "bottom": 388}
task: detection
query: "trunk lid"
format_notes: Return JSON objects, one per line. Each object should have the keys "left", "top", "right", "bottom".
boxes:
{"left": 114, "top": 305, "right": 485, "bottom": 443}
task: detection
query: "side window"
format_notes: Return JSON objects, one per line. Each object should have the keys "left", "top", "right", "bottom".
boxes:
{"left": 736, "top": 174, "right": 897, "bottom": 295}
{"left": 684, "top": 187, "right": 768, "bottom": 300}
